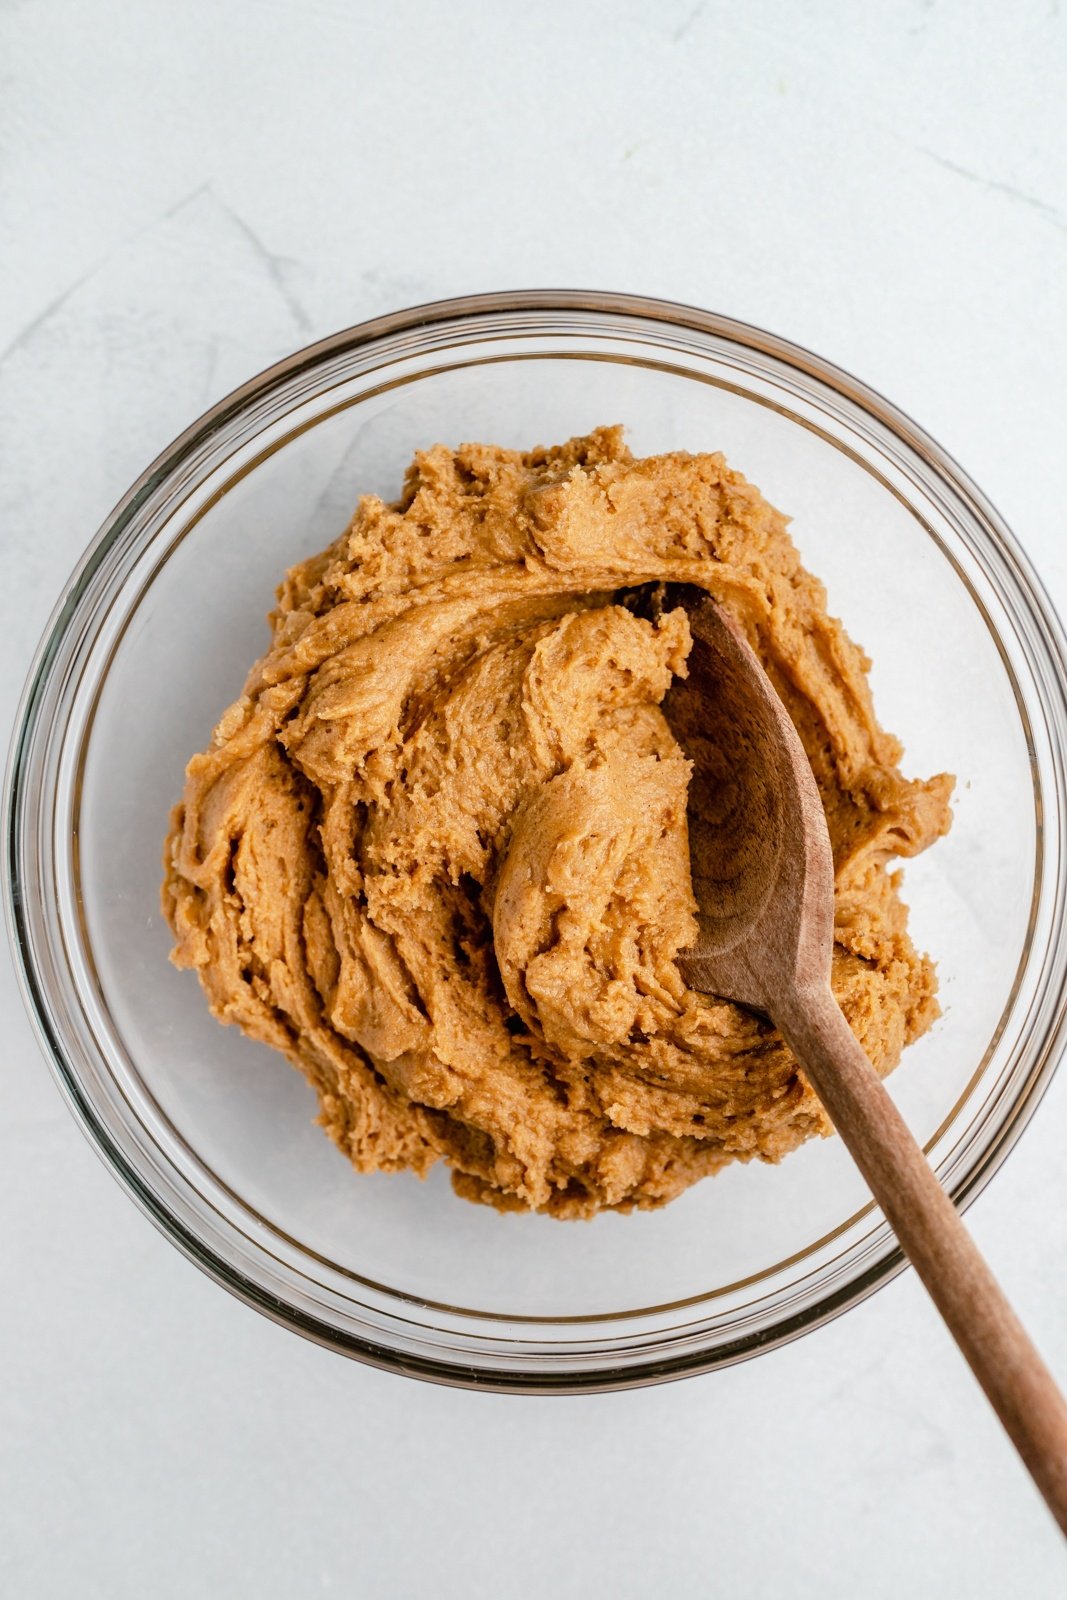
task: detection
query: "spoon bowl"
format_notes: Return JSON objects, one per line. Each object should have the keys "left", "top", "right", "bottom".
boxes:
{"left": 667, "top": 587, "right": 833, "bottom": 1012}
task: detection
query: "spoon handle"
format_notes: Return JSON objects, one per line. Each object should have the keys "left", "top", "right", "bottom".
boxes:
{"left": 777, "top": 983, "right": 1067, "bottom": 1537}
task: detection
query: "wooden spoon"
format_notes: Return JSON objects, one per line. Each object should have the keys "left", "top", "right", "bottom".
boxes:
{"left": 666, "top": 587, "right": 1067, "bottom": 1535}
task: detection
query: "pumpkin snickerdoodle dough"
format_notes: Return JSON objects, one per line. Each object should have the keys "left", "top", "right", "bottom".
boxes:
{"left": 162, "top": 427, "right": 953, "bottom": 1218}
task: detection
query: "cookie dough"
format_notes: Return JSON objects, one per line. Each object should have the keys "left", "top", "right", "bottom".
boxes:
{"left": 162, "top": 428, "right": 953, "bottom": 1218}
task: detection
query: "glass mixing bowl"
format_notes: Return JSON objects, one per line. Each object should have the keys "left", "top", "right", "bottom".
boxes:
{"left": 7, "top": 291, "right": 1067, "bottom": 1391}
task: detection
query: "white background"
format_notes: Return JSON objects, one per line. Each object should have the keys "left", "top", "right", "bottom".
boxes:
{"left": 3, "top": 1, "right": 1066, "bottom": 1594}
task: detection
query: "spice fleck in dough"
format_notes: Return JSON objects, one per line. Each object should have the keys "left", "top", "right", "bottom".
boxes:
{"left": 162, "top": 428, "right": 953, "bottom": 1218}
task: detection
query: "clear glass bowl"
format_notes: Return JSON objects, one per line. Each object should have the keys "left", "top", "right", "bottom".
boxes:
{"left": 7, "top": 291, "right": 1067, "bottom": 1391}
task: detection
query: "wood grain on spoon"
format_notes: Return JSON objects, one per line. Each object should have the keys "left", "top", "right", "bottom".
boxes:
{"left": 666, "top": 586, "right": 1067, "bottom": 1537}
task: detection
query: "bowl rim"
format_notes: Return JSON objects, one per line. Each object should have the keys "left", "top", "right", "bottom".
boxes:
{"left": 7, "top": 287, "right": 1067, "bottom": 1392}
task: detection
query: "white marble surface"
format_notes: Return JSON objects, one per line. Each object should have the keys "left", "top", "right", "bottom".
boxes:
{"left": 3, "top": 1, "right": 1066, "bottom": 1593}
